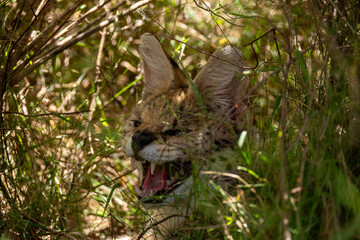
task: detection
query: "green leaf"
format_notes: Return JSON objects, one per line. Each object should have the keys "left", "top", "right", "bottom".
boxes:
{"left": 107, "top": 76, "right": 143, "bottom": 104}
{"left": 51, "top": 112, "right": 74, "bottom": 125}
{"left": 102, "top": 183, "right": 119, "bottom": 216}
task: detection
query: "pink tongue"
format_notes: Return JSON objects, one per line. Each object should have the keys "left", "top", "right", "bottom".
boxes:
{"left": 143, "top": 164, "right": 168, "bottom": 196}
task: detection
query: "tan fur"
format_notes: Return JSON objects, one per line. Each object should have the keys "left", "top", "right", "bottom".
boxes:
{"left": 122, "top": 33, "right": 248, "bottom": 238}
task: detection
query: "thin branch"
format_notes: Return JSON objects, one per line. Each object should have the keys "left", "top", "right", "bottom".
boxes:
{"left": 244, "top": 28, "right": 276, "bottom": 47}
{"left": 87, "top": 9, "right": 108, "bottom": 154}
{"left": 218, "top": 209, "right": 234, "bottom": 240}
{"left": 279, "top": 49, "right": 291, "bottom": 240}
{"left": 53, "top": 0, "right": 113, "bottom": 40}
{"left": 248, "top": 43, "right": 259, "bottom": 69}
{"left": 74, "top": 0, "right": 127, "bottom": 36}
{"left": 31, "top": 0, "right": 82, "bottom": 50}
{"left": 208, "top": 3, "right": 244, "bottom": 65}
{"left": 243, "top": 28, "right": 282, "bottom": 69}
{"left": 25, "top": 0, "right": 37, "bottom": 18}
{"left": 2, "top": 110, "right": 89, "bottom": 118}
{"left": 273, "top": 29, "right": 282, "bottom": 61}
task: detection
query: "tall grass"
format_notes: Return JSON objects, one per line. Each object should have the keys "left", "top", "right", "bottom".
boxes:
{"left": 1, "top": 0, "right": 359, "bottom": 239}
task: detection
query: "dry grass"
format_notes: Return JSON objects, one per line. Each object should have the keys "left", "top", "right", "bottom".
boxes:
{"left": 1, "top": 0, "right": 359, "bottom": 239}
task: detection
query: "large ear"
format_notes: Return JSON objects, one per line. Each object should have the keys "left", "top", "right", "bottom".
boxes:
{"left": 190, "top": 46, "right": 248, "bottom": 112}
{"left": 139, "top": 33, "right": 188, "bottom": 99}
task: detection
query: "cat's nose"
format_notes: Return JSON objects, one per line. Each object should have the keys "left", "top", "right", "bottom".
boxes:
{"left": 132, "top": 130, "right": 156, "bottom": 154}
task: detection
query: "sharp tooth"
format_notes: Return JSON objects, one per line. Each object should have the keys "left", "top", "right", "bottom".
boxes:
{"left": 175, "top": 171, "right": 179, "bottom": 180}
{"left": 150, "top": 189, "right": 154, "bottom": 196}
{"left": 151, "top": 162, "right": 156, "bottom": 175}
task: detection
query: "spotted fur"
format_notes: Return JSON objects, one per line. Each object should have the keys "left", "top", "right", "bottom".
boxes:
{"left": 122, "top": 33, "right": 248, "bottom": 237}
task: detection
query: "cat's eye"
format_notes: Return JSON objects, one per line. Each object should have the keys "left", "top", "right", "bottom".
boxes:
{"left": 164, "top": 129, "right": 181, "bottom": 136}
{"left": 133, "top": 120, "right": 141, "bottom": 127}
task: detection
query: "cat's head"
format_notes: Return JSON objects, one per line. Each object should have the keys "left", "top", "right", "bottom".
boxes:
{"left": 122, "top": 33, "right": 248, "bottom": 204}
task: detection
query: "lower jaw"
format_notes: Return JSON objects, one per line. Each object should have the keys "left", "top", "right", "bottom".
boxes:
{"left": 139, "top": 176, "right": 194, "bottom": 206}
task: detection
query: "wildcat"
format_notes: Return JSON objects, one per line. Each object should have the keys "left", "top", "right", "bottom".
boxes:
{"left": 122, "top": 33, "right": 248, "bottom": 238}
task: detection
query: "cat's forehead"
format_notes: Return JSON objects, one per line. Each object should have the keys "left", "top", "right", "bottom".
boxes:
{"left": 135, "top": 96, "right": 178, "bottom": 121}
{"left": 137, "top": 91, "right": 185, "bottom": 115}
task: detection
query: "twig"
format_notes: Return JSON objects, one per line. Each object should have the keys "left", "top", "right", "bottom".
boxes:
{"left": 2, "top": 110, "right": 89, "bottom": 117}
{"left": 244, "top": 28, "right": 276, "bottom": 47}
{"left": 53, "top": 0, "right": 113, "bottom": 40}
{"left": 279, "top": 55, "right": 291, "bottom": 240}
{"left": 218, "top": 209, "right": 234, "bottom": 240}
{"left": 87, "top": 9, "right": 108, "bottom": 154}
{"left": 243, "top": 28, "right": 282, "bottom": 69}
{"left": 75, "top": 0, "right": 127, "bottom": 35}
{"left": 25, "top": 0, "right": 37, "bottom": 18}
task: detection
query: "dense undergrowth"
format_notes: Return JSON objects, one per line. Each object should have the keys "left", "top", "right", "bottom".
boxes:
{"left": 1, "top": 0, "right": 359, "bottom": 239}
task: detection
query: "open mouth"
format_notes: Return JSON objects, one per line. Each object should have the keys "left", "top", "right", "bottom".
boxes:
{"left": 134, "top": 160, "right": 192, "bottom": 203}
